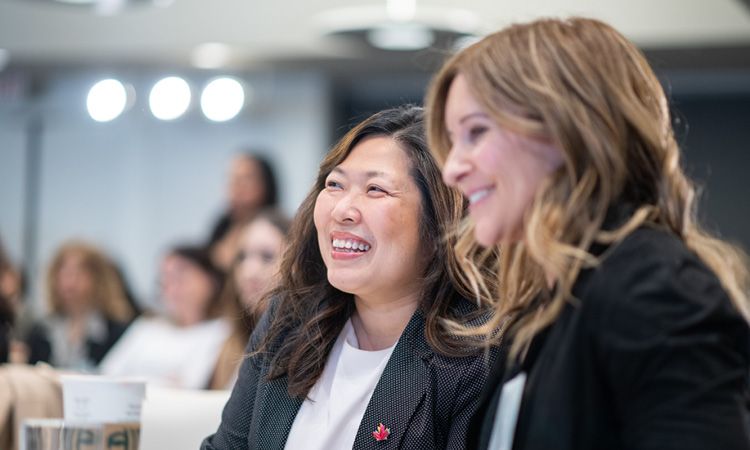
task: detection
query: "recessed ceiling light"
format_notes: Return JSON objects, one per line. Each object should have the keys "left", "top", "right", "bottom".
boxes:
{"left": 87, "top": 79, "right": 128, "bottom": 122}
{"left": 191, "top": 43, "right": 233, "bottom": 69}
{"left": 313, "top": 4, "right": 485, "bottom": 52}
{"left": 149, "top": 76, "right": 191, "bottom": 121}
{"left": 367, "top": 24, "right": 434, "bottom": 51}
{"left": 200, "top": 77, "right": 246, "bottom": 122}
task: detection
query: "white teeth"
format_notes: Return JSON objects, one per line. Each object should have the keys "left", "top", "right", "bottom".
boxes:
{"left": 331, "top": 238, "right": 370, "bottom": 252}
{"left": 469, "top": 189, "right": 491, "bottom": 205}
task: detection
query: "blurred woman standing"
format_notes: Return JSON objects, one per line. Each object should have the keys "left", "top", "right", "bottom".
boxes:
{"left": 208, "top": 153, "right": 279, "bottom": 272}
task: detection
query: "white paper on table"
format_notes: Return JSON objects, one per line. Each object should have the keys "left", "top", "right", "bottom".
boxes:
{"left": 138, "top": 385, "right": 230, "bottom": 450}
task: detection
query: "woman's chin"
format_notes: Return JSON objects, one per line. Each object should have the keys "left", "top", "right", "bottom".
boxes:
{"left": 474, "top": 224, "right": 502, "bottom": 248}
{"left": 326, "top": 275, "right": 360, "bottom": 296}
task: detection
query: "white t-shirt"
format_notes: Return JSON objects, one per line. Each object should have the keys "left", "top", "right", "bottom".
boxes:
{"left": 487, "top": 372, "right": 527, "bottom": 450}
{"left": 284, "top": 319, "right": 396, "bottom": 450}
{"left": 98, "top": 317, "right": 231, "bottom": 389}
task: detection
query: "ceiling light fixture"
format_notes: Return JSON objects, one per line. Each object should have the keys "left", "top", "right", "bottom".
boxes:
{"left": 313, "top": 2, "right": 484, "bottom": 52}
{"left": 149, "top": 76, "right": 191, "bottom": 121}
{"left": 87, "top": 79, "right": 128, "bottom": 122}
{"left": 200, "top": 77, "right": 246, "bottom": 122}
{"left": 41, "top": 0, "right": 172, "bottom": 15}
{"left": 191, "top": 43, "right": 233, "bottom": 70}
{"left": 367, "top": 24, "right": 434, "bottom": 51}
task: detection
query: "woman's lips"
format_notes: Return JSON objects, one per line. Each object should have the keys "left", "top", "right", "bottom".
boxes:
{"left": 330, "top": 232, "right": 371, "bottom": 260}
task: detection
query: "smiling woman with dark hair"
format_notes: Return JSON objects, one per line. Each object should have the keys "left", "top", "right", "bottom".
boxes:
{"left": 202, "top": 105, "right": 496, "bottom": 450}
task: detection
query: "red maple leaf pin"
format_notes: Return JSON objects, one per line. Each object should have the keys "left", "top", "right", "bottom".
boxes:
{"left": 372, "top": 423, "right": 390, "bottom": 441}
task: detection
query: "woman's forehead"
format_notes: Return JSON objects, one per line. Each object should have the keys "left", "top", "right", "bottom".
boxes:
{"left": 334, "top": 137, "right": 411, "bottom": 180}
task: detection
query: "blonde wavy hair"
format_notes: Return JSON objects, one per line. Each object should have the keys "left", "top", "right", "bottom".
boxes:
{"left": 425, "top": 17, "right": 750, "bottom": 357}
{"left": 47, "top": 240, "right": 135, "bottom": 323}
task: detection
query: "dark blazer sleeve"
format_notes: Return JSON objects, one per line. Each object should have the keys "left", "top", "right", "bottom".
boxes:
{"left": 24, "top": 321, "right": 52, "bottom": 365}
{"left": 445, "top": 351, "right": 496, "bottom": 449}
{"left": 590, "top": 234, "right": 750, "bottom": 450}
{"left": 201, "top": 307, "right": 273, "bottom": 450}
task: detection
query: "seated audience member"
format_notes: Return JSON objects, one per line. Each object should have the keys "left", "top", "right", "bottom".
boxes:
{"left": 425, "top": 16, "right": 750, "bottom": 450}
{"left": 0, "top": 239, "right": 49, "bottom": 365}
{"left": 207, "top": 153, "right": 279, "bottom": 272}
{"left": 202, "top": 106, "right": 495, "bottom": 449}
{"left": 210, "top": 209, "right": 291, "bottom": 389}
{"left": 0, "top": 293, "right": 10, "bottom": 365}
{"left": 100, "top": 246, "right": 231, "bottom": 389}
{"left": 44, "top": 240, "right": 136, "bottom": 371}
{"left": 1, "top": 237, "right": 16, "bottom": 363}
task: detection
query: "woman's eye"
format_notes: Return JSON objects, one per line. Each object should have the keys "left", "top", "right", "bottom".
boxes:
{"left": 367, "top": 185, "right": 387, "bottom": 194}
{"left": 468, "top": 125, "right": 488, "bottom": 142}
{"left": 260, "top": 252, "right": 275, "bottom": 264}
{"left": 325, "top": 180, "right": 342, "bottom": 189}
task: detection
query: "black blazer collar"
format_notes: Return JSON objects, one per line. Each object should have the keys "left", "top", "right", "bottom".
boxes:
{"left": 352, "top": 309, "right": 432, "bottom": 449}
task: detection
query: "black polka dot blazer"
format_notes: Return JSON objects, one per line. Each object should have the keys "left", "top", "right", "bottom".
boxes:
{"left": 201, "top": 299, "right": 495, "bottom": 450}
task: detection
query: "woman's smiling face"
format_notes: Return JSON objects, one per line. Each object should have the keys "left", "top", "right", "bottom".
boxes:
{"left": 442, "top": 74, "right": 563, "bottom": 246}
{"left": 313, "top": 135, "right": 425, "bottom": 303}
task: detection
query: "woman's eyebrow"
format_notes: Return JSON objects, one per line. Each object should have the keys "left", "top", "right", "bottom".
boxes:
{"left": 459, "top": 111, "right": 490, "bottom": 124}
{"left": 334, "top": 166, "right": 394, "bottom": 179}
{"left": 364, "top": 170, "right": 392, "bottom": 179}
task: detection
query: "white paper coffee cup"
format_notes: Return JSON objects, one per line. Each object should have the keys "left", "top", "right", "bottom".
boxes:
{"left": 61, "top": 374, "right": 146, "bottom": 424}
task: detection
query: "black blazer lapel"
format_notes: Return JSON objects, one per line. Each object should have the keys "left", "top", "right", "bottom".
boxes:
{"left": 352, "top": 311, "right": 432, "bottom": 450}
{"left": 251, "top": 375, "right": 303, "bottom": 450}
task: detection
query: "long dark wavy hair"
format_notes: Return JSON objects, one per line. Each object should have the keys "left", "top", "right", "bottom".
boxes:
{"left": 256, "top": 105, "right": 489, "bottom": 398}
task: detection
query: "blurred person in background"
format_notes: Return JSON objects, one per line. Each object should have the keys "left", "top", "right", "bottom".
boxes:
{"left": 0, "top": 237, "right": 50, "bottom": 365}
{"left": 207, "top": 153, "right": 279, "bottom": 272}
{"left": 100, "top": 245, "right": 232, "bottom": 389}
{"left": 0, "top": 238, "right": 14, "bottom": 363}
{"left": 210, "top": 208, "right": 291, "bottom": 389}
{"left": 45, "top": 240, "right": 136, "bottom": 371}
{"left": 0, "top": 309, "right": 10, "bottom": 364}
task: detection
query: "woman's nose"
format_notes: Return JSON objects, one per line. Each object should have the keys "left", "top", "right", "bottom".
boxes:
{"left": 243, "top": 256, "right": 264, "bottom": 276}
{"left": 442, "top": 146, "right": 471, "bottom": 187}
{"left": 331, "top": 193, "right": 361, "bottom": 224}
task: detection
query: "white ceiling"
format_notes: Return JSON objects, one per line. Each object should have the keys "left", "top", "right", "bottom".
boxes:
{"left": 1, "top": 0, "right": 749, "bottom": 68}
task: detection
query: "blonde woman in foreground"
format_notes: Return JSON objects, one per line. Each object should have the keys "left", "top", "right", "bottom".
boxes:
{"left": 426, "top": 17, "right": 750, "bottom": 450}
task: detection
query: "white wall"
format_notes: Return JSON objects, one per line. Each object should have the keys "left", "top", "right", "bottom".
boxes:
{"left": 0, "top": 68, "right": 331, "bottom": 310}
